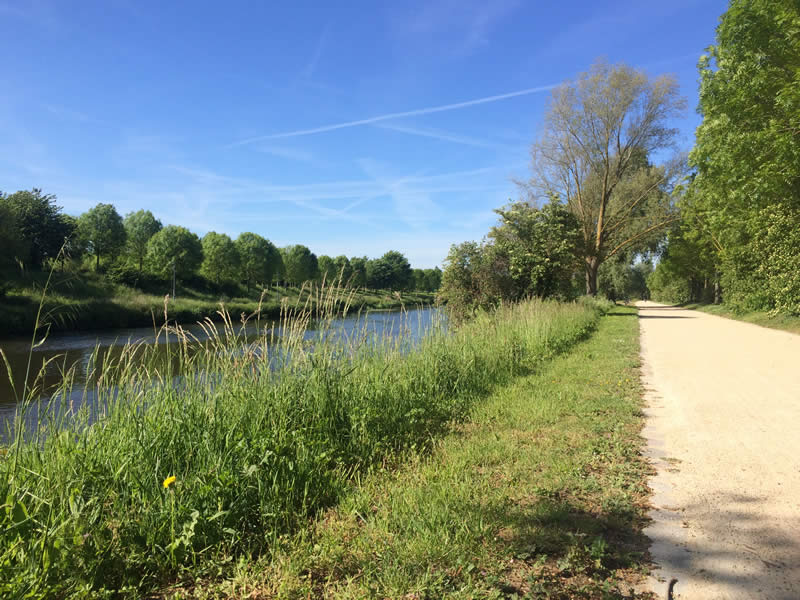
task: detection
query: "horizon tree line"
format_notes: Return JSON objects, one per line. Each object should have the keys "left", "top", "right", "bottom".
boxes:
{"left": 0, "top": 190, "right": 442, "bottom": 294}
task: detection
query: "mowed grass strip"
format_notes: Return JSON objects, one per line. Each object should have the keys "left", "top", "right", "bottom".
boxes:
{"left": 682, "top": 302, "right": 800, "bottom": 335}
{"left": 198, "top": 306, "right": 651, "bottom": 599}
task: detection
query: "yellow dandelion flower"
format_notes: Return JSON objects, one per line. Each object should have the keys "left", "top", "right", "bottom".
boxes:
{"left": 163, "top": 475, "right": 176, "bottom": 489}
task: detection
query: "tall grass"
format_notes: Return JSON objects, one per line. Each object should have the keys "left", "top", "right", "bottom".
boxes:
{"left": 0, "top": 284, "right": 601, "bottom": 598}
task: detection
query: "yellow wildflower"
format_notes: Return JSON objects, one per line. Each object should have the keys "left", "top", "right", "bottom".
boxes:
{"left": 163, "top": 475, "right": 177, "bottom": 489}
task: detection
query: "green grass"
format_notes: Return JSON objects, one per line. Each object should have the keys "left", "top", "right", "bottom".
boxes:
{"left": 0, "top": 291, "right": 604, "bottom": 598}
{"left": 0, "top": 269, "right": 437, "bottom": 335}
{"left": 682, "top": 303, "right": 800, "bottom": 335}
{"left": 184, "top": 306, "right": 650, "bottom": 599}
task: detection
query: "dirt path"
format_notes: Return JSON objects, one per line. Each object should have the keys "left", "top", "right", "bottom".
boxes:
{"left": 637, "top": 301, "right": 800, "bottom": 599}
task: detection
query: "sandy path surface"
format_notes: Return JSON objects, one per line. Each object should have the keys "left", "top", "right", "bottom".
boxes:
{"left": 637, "top": 302, "right": 800, "bottom": 599}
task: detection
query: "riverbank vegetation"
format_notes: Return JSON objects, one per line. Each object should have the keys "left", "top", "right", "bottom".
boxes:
{"left": 0, "top": 267, "right": 436, "bottom": 336}
{"left": 0, "top": 290, "right": 604, "bottom": 598}
{"left": 196, "top": 305, "right": 647, "bottom": 599}
{"left": 0, "top": 191, "right": 442, "bottom": 334}
{"left": 648, "top": 0, "right": 800, "bottom": 317}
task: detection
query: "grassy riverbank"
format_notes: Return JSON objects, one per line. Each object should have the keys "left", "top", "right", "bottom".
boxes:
{"left": 0, "top": 270, "right": 435, "bottom": 336}
{"left": 1, "top": 294, "right": 605, "bottom": 598}
{"left": 681, "top": 303, "right": 800, "bottom": 335}
{"left": 194, "top": 305, "right": 649, "bottom": 599}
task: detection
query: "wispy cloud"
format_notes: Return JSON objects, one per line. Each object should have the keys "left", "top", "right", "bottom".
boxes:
{"left": 300, "top": 23, "right": 331, "bottom": 81}
{"left": 403, "top": 0, "right": 520, "bottom": 57}
{"left": 228, "top": 84, "right": 556, "bottom": 147}
{"left": 373, "top": 122, "right": 516, "bottom": 150}
{"left": 254, "top": 145, "right": 316, "bottom": 163}
{"left": 41, "top": 103, "right": 106, "bottom": 125}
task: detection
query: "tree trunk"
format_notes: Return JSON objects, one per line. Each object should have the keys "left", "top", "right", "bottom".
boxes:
{"left": 96, "top": 253, "right": 100, "bottom": 271}
{"left": 713, "top": 272, "right": 722, "bottom": 304}
{"left": 585, "top": 257, "right": 599, "bottom": 296}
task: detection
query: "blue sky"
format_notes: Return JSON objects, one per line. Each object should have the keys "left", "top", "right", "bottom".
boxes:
{"left": 0, "top": 0, "right": 728, "bottom": 268}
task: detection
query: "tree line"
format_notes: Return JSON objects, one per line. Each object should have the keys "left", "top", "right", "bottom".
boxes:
{"left": 648, "top": 0, "right": 800, "bottom": 315}
{"left": 0, "top": 191, "right": 442, "bottom": 294}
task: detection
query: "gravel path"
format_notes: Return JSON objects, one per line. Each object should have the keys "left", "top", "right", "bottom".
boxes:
{"left": 637, "top": 302, "right": 800, "bottom": 599}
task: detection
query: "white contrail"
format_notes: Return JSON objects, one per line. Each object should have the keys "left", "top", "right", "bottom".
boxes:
{"left": 228, "top": 83, "right": 556, "bottom": 147}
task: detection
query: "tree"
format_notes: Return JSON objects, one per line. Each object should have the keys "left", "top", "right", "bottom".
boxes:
{"left": 374, "top": 250, "right": 412, "bottom": 290}
{"left": 366, "top": 258, "right": 394, "bottom": 290}
{"left": 201, "top": 232, "right": 240, "bottom": 286}
{"left": 349, "top": 256, "right": 368, "bottom": 287}
{"left": 437, "top": 241, "right": 508, "bottom": 320}
{"left": 412, "top": 268, "right": 426, "bottom": 291}
{"left": 78, "top": 203, "right": 126, "bottom": 270}
{"left": 333, "top": 255, "right": 353, "bottom": 284}
{"left": 527, "top": 59, "right": 687, "bottom": 295}
{"left": 281, "top": 245, "right": 318, "bottom": 286}
{"left": 235, "top": 233, "right": 281, "bottom": 293}
{"left": 0, "top": 196, "right": 28, "bottom": 272}
{"left": 687, "top": 0, "right": 800, "bottom": 313}
{"left": 3, "top": 189, "right": 72, "bottom": 268}
{"left": 124, "top": 210, "right": 162, "bottom": 272}
{"left": 317, "top": 255, "right": 336, "bottom": 283}
{"left": 424, "top": 267, "right": 443, "bottom": 292}
{"left": 489, "top": 200, "right": 582, "bottom": 299}
{"left": 145, "top": 225, "right": 203, "bottom": 281}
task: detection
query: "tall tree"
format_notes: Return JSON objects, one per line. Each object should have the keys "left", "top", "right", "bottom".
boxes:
{"left": 235, "top": 232, "right": 281, "bottom": 293}
{"left": 201, "top": 232, "right": 240, "bottom": 286}
{"left": 376, "top": 250, "right": 413, "bottom": 290}
{"left": 281, "top": 245, "right": 318, "bottom": 286}
{"left": 422, "top": 267, "right": 442, "bottom": 292}
{"left": 2, "top": 189, "right": 71, "bottom": 267}
{"left": 528, "top": 59, "right": 687, "bottom": 294}
{"left": 317, "top": 255, "right": 336, "bottom": 283}
{"left": 124, "top": 210, "right": 162, "bottom": 272}
{"left": 688, "top": 0, "right": 800, "bottom": 313}
{"left": 366, "top": 258, "right": 394, "bottom": 290}
{"left": 333, "top": 255, "right": 353, "bottom": 284}
{"left": 0, "top": 196, "right": 28, "bottom": 271}
{"left": 349, "top": 256, "right": 368, "bottom": 287}
{"left": 78, "top": 203, "right": 126, "bottom": 270}
{"left": 145, "top": 225, "right": 203, "bottom": 281}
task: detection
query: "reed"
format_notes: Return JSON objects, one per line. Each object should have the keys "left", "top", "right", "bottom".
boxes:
{"left": 0, "top": 283, "right": 602, "bottom": 597}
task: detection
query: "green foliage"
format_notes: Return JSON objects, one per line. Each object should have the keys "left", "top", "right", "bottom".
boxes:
{"left": 2, "top": 189, "right": 72, "bottom": 268}
{"left": 235, "top": 232, "right": 280, "bottom": 292}
{"left": 0, "top": 297, "right": 598, "bottom": 597}
{"left": 439, "top": 202, "right": 583, "bottom": 320}
{"left": 490, "top": 200, "right": 582, "bottom": 299}
{"left": 437, "top": 241, "right": 499, "bottom": 320}
{"left": 145, "top": 225, "right": 203, "bottom": 281}
{"left": 685, "top": 0, "right": 800, "bottom": 313}
{"left": 366, "top": 251, "right": 412, "bottom": 290}
{"left": 332, "top": 255, "right": 352, "bottom": 283}
{"left": 317, "top": 254, "right": 336, "bottom": 282}
{"left": 281, "top": 244, "right": 318, "bottom": 286}
{"left": 0, "top": 197, "right": 27, "bottom": 272}
{"left": 77, "top": 203, "right": 126, "bottom": 270}
{"left": 349, "top": 256, "right": 368, "bottom": 287}
{"left": 201, "top": 232, "right": 240, "bottom": 286}
{"left": 123, "top": 210, "right": 162, "bottom": 272}
{"left": 529, "top": 59, "right": 686, "bottom": 294}
{"left": 598, "top": 256, "right": 652, "bottom": 302}
{"left": 250, "top": 306, "right": 646, "bottom": 599}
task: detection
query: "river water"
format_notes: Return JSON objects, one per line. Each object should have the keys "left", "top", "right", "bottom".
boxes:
{"left": 0, "top": 306, "right": 439, "bottom": 435}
